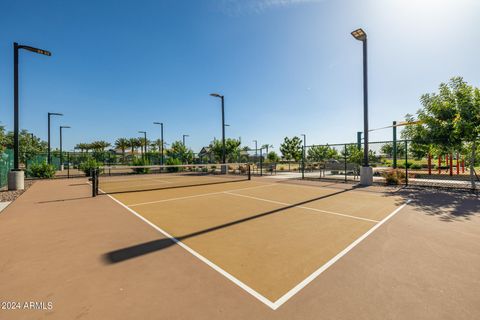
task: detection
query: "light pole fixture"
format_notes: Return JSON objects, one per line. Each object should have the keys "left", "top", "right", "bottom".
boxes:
{"left": 10, "top": 42, "right": 51, "bottom": 190}
{"left": 153, "top": 122, "right": 164, "bottom": 165}
{"left": 48, "top": 112, "right": 63, "bottom": 164}
{"left": 351, "top": 28, "right": 369, "bottom": 168}
{"left": 210, "top": 93, "right": 226, "bottom": 166}
{"left": 138, "top": 131, "right": 147, "bottom": 159}
{"left": 60, "top": 126, "right": 71, "bottom": 170}
{"left": 182, "top": 134, "right": 189, "bottom": 146}
{"left": 351, "top": 28, "right": 372, "bottom": 185}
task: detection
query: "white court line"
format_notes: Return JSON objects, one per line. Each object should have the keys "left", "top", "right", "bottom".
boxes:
{"left": 128, "top": 183, "right": 278, "bottom": 207}
{"left": 276, "top": 182, "right": 391, "bottom": 197}
{"left": 102, "top": 187, "right": 410, "bottom": 310}
{"left": 224, "top": 192, "right": 380, "bottom": 223}
{"left": 272, "top": 199, "right": 411, "bottom": 308}
{"left": 104, "top": 192, "right": 277, "bottom": 310}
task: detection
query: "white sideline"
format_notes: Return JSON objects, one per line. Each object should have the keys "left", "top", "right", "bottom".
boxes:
{"left": 272, "top": 199, "right": 411, "bottom": 308}
{"left": 104, "top": 192, "right": 277, "bottom": 310}
{"left": 102, "top": 186, "right": 411, "bottom": 310}
{"left": 128, "top": 183, "right": 278, "bottom": 207}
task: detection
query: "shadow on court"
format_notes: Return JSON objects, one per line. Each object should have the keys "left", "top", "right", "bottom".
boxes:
{"left": 103, "top": 186, "right": 356, "bottom": 264}
{"left": 395, "top": 188, "right": 480, "bottom": 222}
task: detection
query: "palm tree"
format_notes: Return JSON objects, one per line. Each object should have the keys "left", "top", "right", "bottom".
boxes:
{"left": 115, "top": 138, "right": 129, "bottom": 162}
{"left": 129, "top": 138, "right": 142, "bottom": 155}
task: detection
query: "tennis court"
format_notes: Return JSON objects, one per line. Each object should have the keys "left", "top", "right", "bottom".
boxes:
{"left": 96, "top": 165, "right": 409, "bottom": 309}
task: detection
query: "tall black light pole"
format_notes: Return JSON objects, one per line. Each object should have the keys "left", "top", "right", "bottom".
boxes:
{"left": 210, "top": 93, "right": 226, "bottom": 167}
{"left": 138, "top": 131, "right": 147, "bottom": 160}
{"left": 182, "top": 134, "right": 189, "bottom": 164}
{"left": 48, "top": 112, "right": 63, "bottom": 164}
{"left": 301, "top": 134, "right": 306, "bottom": 179}
{"left": 59, "top": 126, "right": 71, "bottom": 170}
{"left": 153, "top": 122, "right": 164, "bottom": 165}
{"left": 351, "top": 28, "right": 372, "bottom": 185}
{"left": 13, "top": 43, "right": 51, "bottom": 170}
{"left": 351, "top": 28, "right": 369, "bottom": 168}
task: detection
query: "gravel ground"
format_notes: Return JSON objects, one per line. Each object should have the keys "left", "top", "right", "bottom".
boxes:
{"left": 0, "top": 180, "right": 35, "bottom": 202}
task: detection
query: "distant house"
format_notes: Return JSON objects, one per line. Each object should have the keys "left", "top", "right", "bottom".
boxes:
{"left": 198, "top": 147, "right": 214, "bottom": 163}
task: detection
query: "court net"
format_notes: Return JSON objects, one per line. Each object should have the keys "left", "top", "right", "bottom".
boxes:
{"left": 92, "top": 163, "right": 251, "bottom": 196}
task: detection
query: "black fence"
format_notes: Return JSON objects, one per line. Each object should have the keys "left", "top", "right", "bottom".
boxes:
{"left": 252, "top": 140, "right": 480, "bottom": 191}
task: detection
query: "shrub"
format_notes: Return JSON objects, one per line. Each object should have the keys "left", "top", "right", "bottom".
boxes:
{"left": 410, "top": 163, "right": 422, "bottom": 170}
{"left": 381, "top": 170, "right": 406, "bottom": 185}
{"left": 132, "top": 157, "right": 150, "bottom": 174}
{"left": 28, "top": 163, "right": 56, "bottom": 178}
{"left": 165, "top": 157, "right": 182, "bottom": 172}
{"left": 79, "top": 158, "right": 102, "bottom": 176}
{"left": 397, "top": 162, "right": 413, "bottom": 169}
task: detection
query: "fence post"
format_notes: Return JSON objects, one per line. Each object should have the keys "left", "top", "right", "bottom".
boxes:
{"left": 405, "top": 140, "right": 408, "bottom": 186}
{"left": 344, "top": 144, "right": 347, "bottom": 182}
{"left": 260, "top": 148, "right": 263, "bottom": 176}
{"left": 393, "top": 121, "right": 397, "bottom": 169}
{"left": 302, "top": 146, "right": 305, "bottom": 179}
{"left": 67, "top": 152, "right": 70, "bottom": 178}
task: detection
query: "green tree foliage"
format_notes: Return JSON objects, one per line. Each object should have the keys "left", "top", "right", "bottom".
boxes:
{"left": 380, "top": 142, "right": 406, "bottom": 159}
{"left": 208, "top": 138, "right": 241, "bottom": 162}
{"left": 115, "top": 138, "right": 129, "bottom": 162}
{"left": 279, "top": 136, "right": 302, "bottom": 161}
{"left": 340, "top": 145, "right": 363, "bottom": 164}
{"left": 129, "top": 138, "right": 141, "bottom": 154}
{"left": 167, "top": 140, "right": 194, "bottom": 163}
{"left": 267, "top": 151, "right": 280, "bottom": 162}
{"left": 403, "top": 77, "right": 480, "bottom": 187}
{"left": 4, "top": 129, "right": 47, "bottom": 164}
{"left": 307, "top": 145, "right": 338, "bottom": 162}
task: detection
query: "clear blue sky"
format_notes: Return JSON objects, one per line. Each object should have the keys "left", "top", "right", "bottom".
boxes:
{"left": 1, "top": 0, "right": 479, "bottom": 152}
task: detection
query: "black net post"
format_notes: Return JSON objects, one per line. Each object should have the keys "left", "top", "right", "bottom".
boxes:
{"left": 248, "top": 164, "right": 251, "bottom": 180}
{"left": 344, "top": 144, "right": 348, "bottom": 182}
{"left": 91, "top": 168, "right": 97, "bottom": 197}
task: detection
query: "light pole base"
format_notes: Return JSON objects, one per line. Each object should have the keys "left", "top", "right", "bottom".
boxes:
{"left": 360, "top": 166, "right": 373, "bottom": 186}
{"left": 8, "top": 170, "right": 24, "bottom": 191}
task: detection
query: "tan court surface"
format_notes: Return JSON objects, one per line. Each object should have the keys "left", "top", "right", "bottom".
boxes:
{"left": 110, "top": 180, "right": 402, "bottom": 303}
{"left": 0, "top": 177, "right": 479, "bottom": 319}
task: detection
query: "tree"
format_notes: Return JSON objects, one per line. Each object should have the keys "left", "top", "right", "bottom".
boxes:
{"left": 279, "top": 136, "right": 302, "bottom": 161}
{"left": 115, "top": 138, "right": 129, "bottom": 162}
{"left": 266, "top": 151, "right": 279, "bottom": 163}
{"left": 406, "top": 77, "right": 480, "bottom": 185}
{"left": 129, "top": 138, "right": 141, "bottom": 155}
{"left": 380, "top": 142, "right": 405, "bottom": 159}
{"left": 4, "top": 130, "right": 47, "bottom": 164}
{"left": 167, "top": 140, "right": 194, "bottom": 164}
{"left": 307, "top": 145, "right": 337, "bottom": 162}
{"left": 341, "top": 145, "right": 363, "bottom": 164}
{"left": 208, "top": 138, "right": 241, "bottom": 162}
